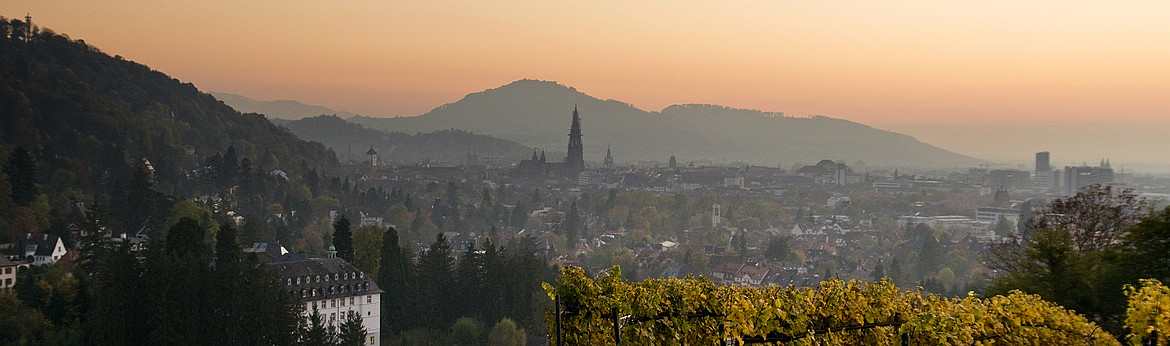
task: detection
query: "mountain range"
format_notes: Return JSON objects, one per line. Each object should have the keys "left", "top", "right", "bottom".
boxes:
{"left": 218, "top": 80, "right": 980, "bottom": 168}
{"left": 345, "top": 79, "right": 981, "bottom": 168}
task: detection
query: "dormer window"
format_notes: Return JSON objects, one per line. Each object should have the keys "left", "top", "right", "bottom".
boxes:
{"left": 334, "top": 273, "right": 339, "bottom": 281}
{"left": 297, "top": 277, "right": 301, "bottom": 285}
{"left": 316, "top": 275, "right": 321, "bottom": 283}
{"left": 343, "top": 273, "right": 348, "bottom": 280}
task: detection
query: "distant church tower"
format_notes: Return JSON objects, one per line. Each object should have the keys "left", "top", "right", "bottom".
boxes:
{"left": 566, "top": 105, "right": 584, "bottom": 171}
{"left": 366, "top": 146, "right": 378, "bottom": 167}
{"left": 603, "top": 144, "right": 614, "bottom": 170}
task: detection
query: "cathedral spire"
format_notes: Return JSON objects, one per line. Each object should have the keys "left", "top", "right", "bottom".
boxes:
{"left": 604, "top": 144, "right": 614, "bottom": 170}
{"left": 566, "top": 106, "right": 584, "bottom": 171}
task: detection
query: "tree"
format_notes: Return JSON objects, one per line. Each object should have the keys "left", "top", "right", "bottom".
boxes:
{"left": 993, "top": 215, "right": 1014, "bottom": 237}
{"left": 1030, "top": 184, "right": 1145, "bottom": 253}
{"left": 871, "top": 261, "right": 886, "bottom": 281}
{"left": 986, "top": 185, "right": 1148, "bottom": 335}
{"left": 352, "top": 225, "right": 384, "bottom": 281}
{"left": 487, "top": 318, "right": 526, "bottom": 346}
{"left": 765, "top": 236, "right": 792, "bottom": 261}
{"left": 563, "top": 202, "right": 582, "bottom": 250}
{"left": 333, "top": 215, "right": 353, "bottom": 262}
{"left": 449, "top": 317, "right": 484, "bottom": 346}
{"left": 166, "top": 217, "right": 206, "bottom": 260}
{"left": 378, "top": 226, "right": 413, "bottom": 333}
{"left": 4, "top": 147, "right": 38, "bottom": 206}
{"left": 416, "top": 232, "right": 455, "bottom": 328}
{"left": 299, "top": 306, "right": 336, "bottom": 346}
{"left": 337, "top": 312, "right": 368, "bottom": 346}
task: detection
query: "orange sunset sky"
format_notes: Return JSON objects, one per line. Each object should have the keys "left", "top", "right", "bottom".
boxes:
{"left": 3, "top": 1, "right": 1169, "bottom": 169}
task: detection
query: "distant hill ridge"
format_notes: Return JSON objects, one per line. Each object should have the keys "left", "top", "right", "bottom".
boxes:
{"left": 277, "top": 115, "right": 532, "bottom": 165}
{"left": 348, "top": 79, "right": 980, "bottom": 168}
{"left": 209, "top": 92, "right": 358, "bottom": 120}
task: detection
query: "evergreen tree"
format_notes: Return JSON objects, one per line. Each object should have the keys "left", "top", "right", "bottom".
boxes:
{"left": 563, "top": 202, "right": 582, "bottom": 250}
{"left": 378, "top": 226, "right": 413, "bottom": 333}
{"left": 337, "top": 312, "right": 368, "bottom": 346}
{"left": 872, "top": 261, "right": 886, "bottom": 281}
{"left": 416, "top": 232, "right": 455, "bottom": 328}
{"left": 4, "top": 147, "right": 38, "bottom": 206}
{"left": 333, "top": 215, "right": 354, "bottom": 262}
{"left": 455, "top": 243, "right": 483, "bottom": 319}
{"left": 299, "top": 306, "right": 336, "bottom": 346}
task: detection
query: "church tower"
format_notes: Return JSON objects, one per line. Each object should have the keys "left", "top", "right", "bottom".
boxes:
{"left": 603, "top": 144, "right": 614, "bottom": 170}
{"left": 366, "top": 146, "right": 378, "bottom": 167}
{"left": 566, "top": 106, "right": 584, "bottom": 171}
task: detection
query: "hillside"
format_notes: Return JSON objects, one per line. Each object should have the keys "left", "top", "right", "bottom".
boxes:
{"left": 210, "top": 92, "right": 358, "bottom": 120}
{"left": 0, "top": 19, "right": 338, "bottom": 235}
{"left": 349, "top": 79, "right": 980, "bottom": 168}
{"left": 279, "top": 115, "right": 532, "bottom": 165}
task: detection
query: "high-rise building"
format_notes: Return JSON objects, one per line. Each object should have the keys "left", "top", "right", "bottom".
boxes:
{"left": 1035, "top": 152, "right": 1050, "bottom": 173}
{"left": 1033, "top": 152, "right": 1056, "bottom": 189}
{"left": 565, "top": 106, "right": 584, "bottom": 171}
{"left": 1063, "top": 163, "right": 1114, "bottom": 196}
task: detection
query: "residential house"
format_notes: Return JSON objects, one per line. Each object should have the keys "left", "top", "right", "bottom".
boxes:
{"left": 9, "top": 234, "right": 67, "bottom": 266}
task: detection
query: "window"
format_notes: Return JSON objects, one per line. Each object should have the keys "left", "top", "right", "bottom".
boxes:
{"left": 4, "top": 267, "right": 10, "bottom": 274}
{"left": 334, "top": 273, "right": 339, "bottom": 280}
{"left": 325, "top": 274, "right": 330, "bottom": 282}
{"left": 349, "top": 297, "right": 354, "bottom": 305}
{"left": 297, "top": 277, "right": 301, "bottom": 285}
{"left": 331, "top": 299, "right": 336, "bottom": 308}
{"left": 370, "top": 336, "right": 376, "bottom": 345}
{"left": 330, "top": 313, "right": 335, "bottom": 322}
{"left": 316, "top": 275, "right": 321, "bottom": 283}
{"left": 340, "top": 298, "right": 345, "bottom": 307}
{"left": 287, "top": 278, "right": 292, "bottom": 285}
{"left": 343, "top": 273, "right": 348, "bottom": 280}
{"left": 367, "top": 295, "right": 371, "bottom": 303}
{"left": 312, "top": 302, "right": 317, "bottom": 310}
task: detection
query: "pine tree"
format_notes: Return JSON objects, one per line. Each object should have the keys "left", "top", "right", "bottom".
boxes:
{"left": 299, "top": 306, "right": 336, "bottom": 345}
{"left": 563, "top": 202, "right": 582, "bottom": 250}
{"left": 455, "top": 243, "right": 483, "bottom": 319}
{"left": 416, "top": 232, "right": 455, "bottom": 327}
{"left": 337, "top": 312, "right": 368, "bottom": 346}
{"left": 378, "top": 226, "right": 413, "bottom": 333}
{"left": 4, "top": 146, "right": 38, "bottom": 206}
{"left": 333, "top": 215, "right": 354, "bottom": 262}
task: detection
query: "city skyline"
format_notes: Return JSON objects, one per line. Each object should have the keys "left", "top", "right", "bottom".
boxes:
{"left": 2, "top": 2, "right": 1168, "bottom": 168}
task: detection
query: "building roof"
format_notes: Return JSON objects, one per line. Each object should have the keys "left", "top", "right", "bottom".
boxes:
{"left": 10, "top": 233, "right": 63, "bottom": 257}
{"left": 366, "top": 146, "right": 378, "bottom": 155}
{"left": 267, "top": 257, "right": 384, "bottom": 302}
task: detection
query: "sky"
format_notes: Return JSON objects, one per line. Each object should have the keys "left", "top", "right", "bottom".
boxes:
{"left": 3, "top": 1, "right": 1169, "bottom": 170}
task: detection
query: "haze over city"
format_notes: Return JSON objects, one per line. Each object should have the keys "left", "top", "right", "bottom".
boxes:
{"left": 3, "top": 1, "right": 1169, "bottom": 170}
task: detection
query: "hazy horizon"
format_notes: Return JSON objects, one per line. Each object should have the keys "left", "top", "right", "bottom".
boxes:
{"left": 3, "top": 1, "right": 1168, "bottom": 169}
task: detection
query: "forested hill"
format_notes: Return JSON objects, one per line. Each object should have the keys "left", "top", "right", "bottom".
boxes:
{"left": 277, "top": 115, "right": 532, "bottom": 165}
{"left": 0, "top": 18, "right": 337, "bottom": 236}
